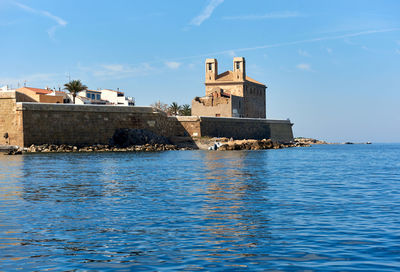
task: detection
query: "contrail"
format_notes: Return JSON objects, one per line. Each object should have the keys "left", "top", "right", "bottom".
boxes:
{"left": 169, "top": 28, "right": 400, "bottom": 61}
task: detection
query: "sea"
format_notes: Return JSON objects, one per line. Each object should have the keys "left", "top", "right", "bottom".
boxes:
{"left": 0, "top": 144, "right": 399, "bottom": 271}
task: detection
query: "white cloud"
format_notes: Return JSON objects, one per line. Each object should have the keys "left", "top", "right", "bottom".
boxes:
{"left": 13, "top": 1, "right": 67, "bottom": 39}
{"left": 79, "top": 63, "right": 155, "bottom": 80}
{"left": 298, "top": 49, "right": 310, "bottom": 57}
{"left": 40, "top": 10, "right": 67, "bottom": 26}
{"left": 226, "top": 50, "right": 236, "bottom": 57}
{"left": 223, "top": 11, "right": 302, "bottom": 20}
{"left": 296, "top": 63, "right": 311, "bottom": 71}
{"left": 101, "top": 64, "right": 125, "bottom": 72}
{"left": 170, "top": 28, "right": 400, "bottom": 62}
{"left": 165, "top": 61, "right": 182, "bottom": 69}
{"left": 190, "top": 0, "right": 224, "bottom": 26}
{"left": 0, "top": 73, "right": 60, "bottom": 88}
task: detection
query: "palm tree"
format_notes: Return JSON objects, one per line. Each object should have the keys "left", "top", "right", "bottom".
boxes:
{"left": 168, "top": 102, "right": 182, "bottom": 116}
{"left": 179, "top": 104, "right": 191, "bottom": 116}
{"left": 64, "top": 80, "right": 88, "bottom": 104}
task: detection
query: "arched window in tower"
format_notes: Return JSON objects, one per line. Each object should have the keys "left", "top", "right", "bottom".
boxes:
{"left": 236, "top": 62, "right": 240, "bottom": 70}
{"left": 208, "top": 63, "right": 212, "bottom": 71}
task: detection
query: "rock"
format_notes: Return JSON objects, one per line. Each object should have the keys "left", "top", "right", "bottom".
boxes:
{"left": 110, "top": 128, "right": 171, "bottom": 147}
{"left": 218, "top": 144, "right": 228, "bottom": 151}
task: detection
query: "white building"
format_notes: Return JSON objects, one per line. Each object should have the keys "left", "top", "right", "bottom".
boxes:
{"left": 75, "top": 89, "right": 134, "bottom": 106}
{"left": 0, "top": 86, "right": 15, "bottom": 92}
{"left": 100, "top": 89, "right": 135, "bottom": 106}
{"left": 75, "top": 90, "right": 107, "bottom": 105}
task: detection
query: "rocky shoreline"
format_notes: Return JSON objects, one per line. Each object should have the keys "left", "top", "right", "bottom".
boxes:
{"left": 2, "top": 127, "right": 312, "bottom": 155}
{"left": 3, "top": 138, "right": 309, "bottom": 155}
{"left": 4, "top": 143, "right": 186, "bottom": 155}
{"left": 205, "top": 138, "right": 309, "bottom": 151}
{"left": 294, "top": 137, "right": 331, "bottom": 145}
{"left": 294, "top": 137, "right": 372, "bottom": 145}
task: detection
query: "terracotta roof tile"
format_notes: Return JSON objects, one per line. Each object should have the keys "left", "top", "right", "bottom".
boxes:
{"left": 215, "top": 71, "right": 234, "bottom": 81}
{"left": 17, "top": 87, "right": 66, "bottom": 95}
{"left": 212, "top": 71, "right": 265, "bottom": 86}
{"left": 245, "top": 76, "right": 265, "bottom": 86}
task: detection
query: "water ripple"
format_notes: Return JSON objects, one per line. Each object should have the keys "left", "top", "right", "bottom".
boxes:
{"left": 0, "top": 145, "right": 399, "bottom": 271}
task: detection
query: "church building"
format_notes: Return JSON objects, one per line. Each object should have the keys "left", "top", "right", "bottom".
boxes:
{"left": 192, "top": 57, "right": 267, "bottom": 118}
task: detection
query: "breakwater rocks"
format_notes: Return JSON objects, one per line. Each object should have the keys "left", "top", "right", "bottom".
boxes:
{"left": 294, "top": 137, "right": 330, "bottom": 145}
{"left": 5, "top": 143, "right": 182, "bottom": 155}
{"left": 208, "top": 138, "right": 309, "bottom": 151}
{"left": 3, "top": 128, "right": 186, "bottom": 154}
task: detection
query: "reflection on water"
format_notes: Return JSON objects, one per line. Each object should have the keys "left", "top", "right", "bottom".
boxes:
{"left": 0, "top": 145, "right": 400, "bottom": 271}
{"left": 200, "top": 151, "right": 271, "bottom": 263}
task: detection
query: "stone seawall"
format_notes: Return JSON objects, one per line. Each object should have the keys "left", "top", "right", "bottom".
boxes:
{"left": 173, "top": 116, "right": 294, "bottom": 142}
{"left": 1, "top": 91, "right": 294, "bottom": 147}
{"left": 0, "top": 91, "right": 24, "bottom": 146}
{"left": 18, "top": 102, "right": 172, "bottom": 147}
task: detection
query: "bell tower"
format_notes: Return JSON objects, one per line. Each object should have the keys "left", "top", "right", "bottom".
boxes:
{"left": 205, "top": 58, "right": 218, "bottom": 82}
{"left": 233, "top": 57, "right": 245, "bottom": 81}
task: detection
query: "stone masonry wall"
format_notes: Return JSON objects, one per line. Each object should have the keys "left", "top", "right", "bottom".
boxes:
{"left": 0, "top": 92, "right": 24, "bottom": 146}
{"left": 192, "top": 97, "right": 233, "bottom": 117}
{"left": 176, "top": 116, "right": 294, "bottom": 142}
{"left": 200, "top": 117, "right": 270, "bottom": 140}
{"left": 265, "top": 120, "right": 294, "bottom": 142}
{"left": 170, "top": 116, "right": 202, "bottom": 137}
{"left": 1, "top": 91, "right": 294, "bottom": 147}
{"left": 18, "top": 103, "right": 172, "bottom": 147}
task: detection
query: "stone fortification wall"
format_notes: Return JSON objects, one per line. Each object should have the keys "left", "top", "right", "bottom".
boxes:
{"left": 0, "top": 92, "right": 24, "bottom": 146}
{"left": 18, "top": 102, "right": 172, "bottom": 147}
{"left": 268, "top": 120, "right": 295, "bottom": 143}
{"left": 1, "top": 91, "right": 294, "bottom": 147}
{"left": 176, "top": 116, "right": 294, "bottom": 143}
{"left": 169, "top": 116, "right": 201, "bottom": 137}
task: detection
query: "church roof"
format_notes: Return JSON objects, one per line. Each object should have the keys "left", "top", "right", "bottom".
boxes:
{"left": 214, "top": 71, "right": 265, "bottom": 86}
{"left": 245, "top": 76, "right": 265, "bottom": 86}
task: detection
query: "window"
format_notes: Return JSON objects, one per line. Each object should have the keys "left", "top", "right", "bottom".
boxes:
{"left": 208, "top": 63, "right": 212, "bottom": 71}
{"left": 86, "top": 93, "right": 90, "bottom": 98}
{"left": 96, "top": 94, "right": 100, "bottom": 100}
{"left": 91, "top": 93, "right": 95, "bottom": 99}
{"left": 236, "top": 62, "right": 240, "bottom": 70}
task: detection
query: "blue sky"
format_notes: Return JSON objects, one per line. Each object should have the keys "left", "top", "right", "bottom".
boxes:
{"left": 1, "top": 0, "right": 399, "bottom": 142}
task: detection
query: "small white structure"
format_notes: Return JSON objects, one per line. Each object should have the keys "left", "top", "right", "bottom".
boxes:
{"left": 75, "top": 90, "right": 107, "bottom": 105}
{"left": 100, "top": 89, "right": 135, "bottom": 106}
{"left": 0, "top": 86, "right": 15, "bottom": 92}
{"left": 75, "top": 89, "right": 134, "bottom": 106}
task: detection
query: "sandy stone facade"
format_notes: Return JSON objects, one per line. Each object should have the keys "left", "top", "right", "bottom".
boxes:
{"left": 172, "top": 116, "right": 293, "bottom": 142}
{"left": 0, "top": 91, "right": 293, "bottom": 147}
{"left": 16, "top": 87, "right": 65, "bottom": 104}
{"left": 192, "top": 57, "right": 267, "bottom": 118}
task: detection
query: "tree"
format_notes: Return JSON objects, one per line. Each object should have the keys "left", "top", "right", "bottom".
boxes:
{"left": 64, "top": 80, "right": 88, "bottom": 104}
{"left": 168, "top": 102, "right": 181, "bottom": 116}
{"left": 150, "top": 100, "right": 169, "bottom": 113}
{"left": 179, "top": 104, "right": 191, "bottom": 116}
